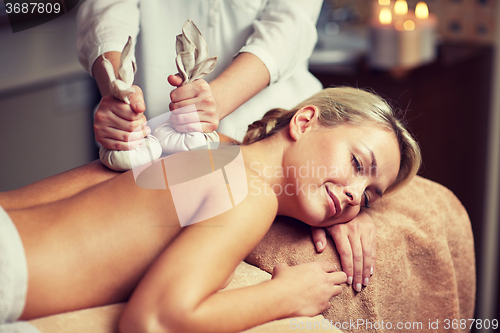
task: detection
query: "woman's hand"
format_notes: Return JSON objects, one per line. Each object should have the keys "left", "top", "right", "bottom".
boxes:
{"left": 311, "top": 211, "right": 376, "bottom": 292}
{"left": 272, "top": 262, "right": 346, "bottom": 317}
{"left": 94, "top": 85, "right": 149, "bottom": 150}
{"left": 167, "top": 75, "right": 219, "bottom": 133}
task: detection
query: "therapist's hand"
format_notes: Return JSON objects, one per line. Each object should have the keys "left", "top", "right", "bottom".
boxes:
{"left": 311, "top": 210, "right": 376, "bottom": 292}
{"left": 168, "top": 74, "right": 219, "bottom": 133}
{"left": 94, "top": 85, "right": 150, "bottom": 150}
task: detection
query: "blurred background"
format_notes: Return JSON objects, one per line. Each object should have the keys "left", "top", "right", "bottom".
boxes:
{"left": 0, "top": 1, "right": 498, "bottom": 331}
{"left": 310, "top": 1, "right": 499, "bottom": 332}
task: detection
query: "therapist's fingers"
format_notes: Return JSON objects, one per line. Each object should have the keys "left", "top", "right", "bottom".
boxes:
{"left": 169, "top": 79, "right": 219, "bottom": 133}
{"left": 169, "top": 104, "right": 204, "bottom": 132}
{"left": 95, "top": 99, "right": 149, "bottom": 150}
{"left": 97, "top": 95, "right": 135, "bottom": 119}
{"left": 170, "top": 96, "right": 216, "bottom": 117}
{"left": 99, "top": 122, "right": 150, "bottom": 150}
{"left": 170, "top": 100, "right": 218, "bottom": 131}
{"left": 98, "top": 137, "right": 143, "bottom": 151}
{"left": 99, "top": 124, "right": 150, "bottom": 150}
{"left": 167, "top": 74, "right": 184, "bottom": 87}
{"left": 128, "top": 85, "right": 146, "bottom": 114}
{"left": 170, "top": 108, "right": 201, "bottom": 125}
{"left": 97, "top": 107, "right": 148, "bottom": 134}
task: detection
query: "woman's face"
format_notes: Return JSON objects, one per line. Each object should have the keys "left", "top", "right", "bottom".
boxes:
{"left": 282, "top": 115, "right": 400, "bottom": 227}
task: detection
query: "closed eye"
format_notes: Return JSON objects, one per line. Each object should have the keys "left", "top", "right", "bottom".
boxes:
{"left": 363, "top": 192, "right": 370, "bottom": 208}
{"left": 352, "top": 155, "right": 362, "bottom": 172}
{"left": 353, "top": 155, "right": 370, "bottom": 208}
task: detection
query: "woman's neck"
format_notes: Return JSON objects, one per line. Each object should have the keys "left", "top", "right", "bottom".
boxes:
{"left": 240, "top": 133, "right": 292, "bottom": 216}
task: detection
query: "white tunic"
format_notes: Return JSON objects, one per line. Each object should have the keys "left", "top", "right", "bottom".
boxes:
{"left": 77, "top": 0, "right": 323, "bottom": 141}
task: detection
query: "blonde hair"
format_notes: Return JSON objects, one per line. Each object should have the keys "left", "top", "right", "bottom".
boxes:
{"left": 243, "top": 87, "right": 421, "bottom": 194}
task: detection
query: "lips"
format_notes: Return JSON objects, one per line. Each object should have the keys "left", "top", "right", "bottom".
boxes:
{"left": 325, "top": 186, "right": 341, "bottom": 218}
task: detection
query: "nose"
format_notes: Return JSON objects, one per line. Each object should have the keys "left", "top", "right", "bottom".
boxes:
{"left": 344, "top": 186, "right": 361, "bottom": 206}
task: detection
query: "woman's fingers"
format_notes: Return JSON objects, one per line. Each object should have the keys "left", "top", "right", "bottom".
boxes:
{"left": 328, "top": 211, "right": 377, "bottom": 293}
{"left": 311, "top": 226, "right": 327, "bottom": 252}
{"left": 315, "top": 261, "right": 337, "bottom": 274}
{"left": 348, "top": 234, "right": 364, "bottom": 292}
{"left": 329, "top": 224, "right": 354, "bottom": 286}
{"left": 361, "top": 241, "right": 373, "bottom": 289}
{"left": 331, "top": 270, "right": 348, "bottom": 284}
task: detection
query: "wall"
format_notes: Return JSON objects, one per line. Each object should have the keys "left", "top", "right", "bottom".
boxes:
{"left": 0, "top": 8, "right": 99, "bottom": 191}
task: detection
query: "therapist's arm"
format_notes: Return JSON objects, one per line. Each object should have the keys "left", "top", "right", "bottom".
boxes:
{"left": 92, "top": 52, "right": 149, "bottom": 150}
{"left": 168, "top": 52, "right": 270, "bottom": 133}
{"left": 211, "top": 52, "right": 270, "bottom": 119}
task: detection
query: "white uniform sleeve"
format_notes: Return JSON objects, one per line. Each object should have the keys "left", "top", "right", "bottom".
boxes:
{"left": 76, "top": 0, "right": 141, "bottom": 76}
{"left": 239, "top": 0, "right": 323, "bottom": 85}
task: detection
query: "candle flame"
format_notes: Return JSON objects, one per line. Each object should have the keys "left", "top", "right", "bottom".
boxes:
{"left": 378, "top": 0, "right": 391, "bottom": 5}
{"left": 379, "top": 8, "right": 392, "bottom": 24}
{"left": 404, "top": 20, "right": 415, "bottom": 31}
{"left": 394, "top": 0, "right": 408, "bottom": 15}
{"left": 415, "top": 2, "right": 429, "bottom": 19}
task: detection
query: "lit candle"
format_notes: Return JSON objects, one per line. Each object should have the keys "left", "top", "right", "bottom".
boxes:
{"left": 369, "top": 6, "right": 398, "bottom": 69}
{"left": 399, "top": 18, "right": 421, "bottom": 68}
{"left": 415, "top": 2, "right": 429, "bottom": 19}
{"left": 372, "top": 0, "right": 392, "bottom": 21}
{"left": 393, "top": 0, "right": 408, "bottom": 23}
{"left": 415, "top": 2, "right": 437, "bottom": 64}
{"left": 379, "top": 8, "right": 392, "bottom": 25}
{"left": 369, "top": 0, "right": 437, "bottom": 70}
{"left": 394, "top": 0, "right": 408, "bottom": 15}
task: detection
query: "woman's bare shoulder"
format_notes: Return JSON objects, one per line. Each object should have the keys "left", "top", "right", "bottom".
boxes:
{"left": 133, "top": 145, "right": 278, "bottom": 227}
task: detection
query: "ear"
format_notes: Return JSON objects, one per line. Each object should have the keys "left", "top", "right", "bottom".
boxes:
{"left": 289, "top": 105, "right": 319, "bottom": 141}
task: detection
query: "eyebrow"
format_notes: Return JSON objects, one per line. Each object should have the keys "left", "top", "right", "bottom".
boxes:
{"left": 361, "top": 142, "right": 383, "bottom": 198}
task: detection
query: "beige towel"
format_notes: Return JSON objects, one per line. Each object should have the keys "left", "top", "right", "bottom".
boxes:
{"left": 246, "top": 176, "right": 476, "bottom": 333}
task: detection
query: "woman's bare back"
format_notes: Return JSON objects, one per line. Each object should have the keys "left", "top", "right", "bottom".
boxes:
{"left": 13, "top": 167, "right": 183, "bottom": 319}
{"left": 14, "top": 144, "right": 250, "bottom": 319}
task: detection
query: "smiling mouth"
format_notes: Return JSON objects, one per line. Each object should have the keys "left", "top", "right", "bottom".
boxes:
{"left": 325, "top": 186, "right": 341, "bottom": 218}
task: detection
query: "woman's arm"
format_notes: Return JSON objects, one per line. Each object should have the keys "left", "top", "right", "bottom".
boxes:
{"left": 119, "top": 178, "right": 345, "bottom": 333}
{"left": 0, "top": 160, "right": 119, "bottom": 210}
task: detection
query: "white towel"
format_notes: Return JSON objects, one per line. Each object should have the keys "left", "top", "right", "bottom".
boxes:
{"left": 0, "top": 206, "right": 41, "bottom": 332}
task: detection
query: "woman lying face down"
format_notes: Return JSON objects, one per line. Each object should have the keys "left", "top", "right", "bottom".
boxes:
{"left": 0, "top": 87, "right": 420, "bottom": 333}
